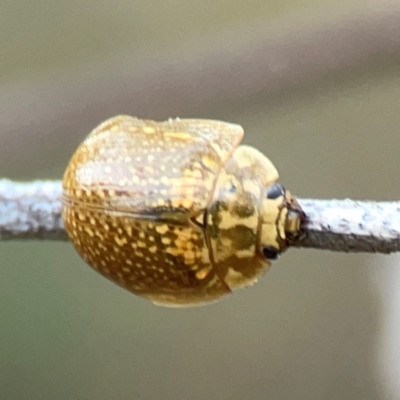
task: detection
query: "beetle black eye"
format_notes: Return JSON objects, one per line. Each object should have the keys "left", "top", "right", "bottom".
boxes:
{"left": 266, "top": 183, "right": 285, "bottom": 200}
{"left": 262, "top": 246, "right": 280, "bottom": 260}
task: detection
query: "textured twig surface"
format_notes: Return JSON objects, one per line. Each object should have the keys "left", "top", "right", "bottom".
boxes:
{"left": 0, "top": 180, "right": 67, "bottom": 241}
{"left": 1, "top": 179, "right": 400, "bottom": 254}
{"left": 296, "top": 199, "right": 400, "bottom": 254}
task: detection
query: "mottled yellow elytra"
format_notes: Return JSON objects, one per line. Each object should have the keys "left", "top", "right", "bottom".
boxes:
{"left": 62, "top": 115, "right": 304, "bottom": 307}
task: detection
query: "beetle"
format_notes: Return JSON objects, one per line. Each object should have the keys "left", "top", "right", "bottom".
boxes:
{"left": 62, "top": 115, "right": 304, "bottom": 307}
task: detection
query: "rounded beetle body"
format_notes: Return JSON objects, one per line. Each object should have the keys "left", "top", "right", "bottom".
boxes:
{"left": 62, "top": 115, "right": 303, "bottom": 307}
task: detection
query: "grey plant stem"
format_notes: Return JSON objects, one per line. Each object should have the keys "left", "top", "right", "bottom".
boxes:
{"left": 0, "top": 179, "right": 67, "bottom": 241}
{"left": 1, "top": 179, "right": 399, "bottom": 254}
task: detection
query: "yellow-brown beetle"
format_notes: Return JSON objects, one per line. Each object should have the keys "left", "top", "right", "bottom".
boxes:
{"left": 62, "top": 115, "right": 304, "bottom": 307}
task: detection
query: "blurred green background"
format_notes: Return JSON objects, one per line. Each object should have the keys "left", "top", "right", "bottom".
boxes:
{"left": 1, "top": 1, "right": 400, "bottom": 399}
